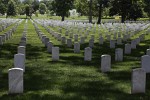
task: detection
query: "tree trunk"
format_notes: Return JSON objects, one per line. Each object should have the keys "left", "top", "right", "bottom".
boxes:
{"left": 121, "top": 13, "right": 125, "bottom": 23}
{"left": 97, "top": 4, "right": 102, "bottom": 24}
{"left": 89, "top": 0, "right": 92, "bottom": 23}
{"left": 61, "top": 16, "right": 65, "bottom": 21}
{"left": 134, "top": 18, "right": 137, "bottom": 21}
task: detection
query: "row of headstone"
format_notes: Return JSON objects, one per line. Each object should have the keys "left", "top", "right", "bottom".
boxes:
{"left": 0, "top": 20, "right": 22, "bottom": 46}
{"left": 32, "top": 21, "right": 61, "bottom": 61}
{"left": 8, "top": 22, "right": 27, "bottom": 94}
{"left": 0, "top": 19, "right": 19, "bottom": 32}
{"left": 35, "top": 19, "right": 149, "bottom": 53}
{"left": 131, "top": 46, "right": 150, "bottom": 94}
{"left": 36, "top": 19, "right": 149, "bottom": 42}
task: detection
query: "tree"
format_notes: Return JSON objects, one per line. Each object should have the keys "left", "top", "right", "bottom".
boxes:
{"left": 32, "top": 0, "right": 39, "bottom": 12}
{"left": 23, "top": 0, "right": 33, "bottom": 4}
{"left": 144, "top": 0, "right": 150, "bottom": 20}
{"left": 109, "top": 0, "right": 132, "bottom": 23}
{"left": 6, "top": 0, "right": 17, "bottom": 17}
{"left": 96, "top": 0, "right": 109, "bottom": 24}
{"left": 74, "top": 0, "right": 89, "bottom": 16}
{"left": 39, "top": 3, "right": 47, "bottom": 14}
{"left": 52, "top": 0, "right": 74, "bottom": 21}
{"left": 110, "top": 0, "right": 144, "bottom": 22}
{"left": 25, "top": 4, "right": 33, "bottom": 18}
{"left": 127, "top": 0, "right": 143, "bottom": 21}
{"left": 18, "top": 3, "right": 26, "bottom": 15}
{"left": 0, "top": 1, "right": 7, "bottom": 15}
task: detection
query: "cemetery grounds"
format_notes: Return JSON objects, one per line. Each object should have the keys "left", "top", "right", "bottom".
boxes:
{"left": 0, "top": 18, "right": 150, "bottom": 100}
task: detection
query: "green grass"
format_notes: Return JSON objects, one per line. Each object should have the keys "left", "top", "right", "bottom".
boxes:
{"left": 0, "top": 19, "right": 149, "bottom": 100}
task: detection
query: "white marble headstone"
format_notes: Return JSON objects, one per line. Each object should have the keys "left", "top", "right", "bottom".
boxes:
{"left": 131, "top": 68, "right": 146, "bottom": 94}
{"left": 101, "top": 55, "right": 111, "bottom": 72}
{"left": 84, "top": 47, "right": 92, "bottom": 61}
{"left": 8, "top": 68, "right": 23, "bottom": 94}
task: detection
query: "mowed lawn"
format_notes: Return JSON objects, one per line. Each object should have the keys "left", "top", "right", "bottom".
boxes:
{"left": 0, "top": 19, "right": 149, "bottom": 100}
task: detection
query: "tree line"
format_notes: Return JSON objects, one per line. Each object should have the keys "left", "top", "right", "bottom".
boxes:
{"left": 0, "top": 0, "right": 150, "bottom": 23}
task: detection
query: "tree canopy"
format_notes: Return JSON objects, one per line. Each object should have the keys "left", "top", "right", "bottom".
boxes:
{"left": 51, "top": 0, "right": 74, "bottom": 21}
{"left": 0, "top": 0, "right": 149, "bottom": 22}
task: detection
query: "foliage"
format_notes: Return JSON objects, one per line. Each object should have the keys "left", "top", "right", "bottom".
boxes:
{"left": 39, "top": 3, "right": 47, "bottom": 14}
{"left": 127, "top": 0, "right": 143, "bottom": 21}
{"left": 0, "top": 1, "right": 7, "bottom": 15}
{"left": 32, "top": 0, "right": 40, "bottom": 13}
{"left": 51, "top": 0, "right": 74, "bottom": 21}
{"left": 6, "top": 0, "right": 17, "bottom": 17}
{"left": 144, "top": 0, "right": 150, "bottom": 19}
{"left": 109, "top": 0, "right": 143, "bottom": 22}
{"left": 25, "top": 4, "right": 33, "bottom": 18}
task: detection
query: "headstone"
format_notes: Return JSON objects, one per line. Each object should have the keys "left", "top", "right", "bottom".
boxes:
{"left": 146, "top": 49, "right": 150, "bottom": 56}
{"left": 8, "top": 68, "right": 23, "bottom": 94}
{"left": 110, "top": 40, "right": 116, "bottom": 48}
{"left": 89, "top": 39, "right": 94, "bottom": 48}
{"left": 14, "top": 54, "right": 25, "bottom": 71}
{"left": 115, "top": 48, "right": 123, "bottom": 61}
{"left": 57, "top": 34, "right": 61, "bottom": 41}
{"left": 44, "top": 37, "right": 49, "bottom": 47}
{"left": 42, "top": 35, "right": 46, "bottom": 43}
{"left": 0, "top": 35, "right": 6, "bottom": 42}
{"left": 135, "top": 38, "right": 140, "bottom": 45}
{"left": 141, "top": 55, "right": 150, "bottom": 73}
{"left": 67, "top": 39, "right": 72, "bottom": 47}
{"left": 125, "top": 43, "right": 131, "bottom": 54}
{"left": 101, "top": 55, "right": 111, "bottom": 72}
{"left": 61, "top": 36, "right": 66, "bottom": 44}
{"left": 84, "top": 47, "right": 92, "bottom": 61}
{"left": 131, "top": 40, "right": 136, "bottom": 49}
{"left": 139, "top": 34, "right": 145, "bottom": 41}
{"left": 99, "top": 37, "right": 104, "bottom": 45}
{"left": 80, "top": 37, "right": 85, "bottom": 44}
{"left": 117, "top": 38, "right": 122, "bottom": 45}
{"left": 74, "top": 34, "right": 78, "bottom": 41}
{"left": 21, "top": 37, "right": 26, "bottom": 42}
{"left": 19, "top": 41, "right": 26, "bottom": 46}
{"left": 65, "top": 31, "right": 69, "bottom": 36}
{"left": 74, "top": 42, "right": 80, "bottom": 53}
{"left": 69, "top": 33, "right": 73, "bottom": 38}
{"left": 52, "top": 47, "right": 59, "bottom": 61}
{"left": 131, "top": 68, "right": 146, "bottom": 94}
{"left": 47, "top": 41, "right": 53, "bottom": 53}
{"left": 18, "top": 46, "right": 26, "bottom": 55}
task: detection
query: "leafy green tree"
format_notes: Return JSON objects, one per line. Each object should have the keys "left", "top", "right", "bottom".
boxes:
{"left": 39, "top": 3, "right": 47, "bottom": 14}
{"left": 6, "top": 0, "right": 17, "bottom": 17}
{"left": 74, "top": 0, "right": 89, "bottom": 16}
{"left": 25, "top": 4, "right": 33, "bottom": 18}
{"left": 52, "top": 0, "right": 74, "bottom": 21}
{"left": 110, "top": 0, "right": 143, "bottom": 22}
{"left": 0, "top": 1, "right": 7, "bottom": 15}
{"left": 144, "top": 0, "right": 150, "bottom": 20}
{"left": 127, "top": 0, "right": 143, "bottom": 21}
{"left": 18, "top": 3, "right": 26, "bottom": 15}
{"left": 109, "top": 0, "right": 132, "bottom": 23}
{"left": 96, "top": 0, "right": 110, "bottom": 24}
{"left": 32, "top": 0, "right": 39, "bottom": 12}
{"left": 23, "top": 0, "right": 33, "bottom": 4}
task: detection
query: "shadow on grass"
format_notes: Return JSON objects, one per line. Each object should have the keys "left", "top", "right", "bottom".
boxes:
{"left": 0, "top": 37, "right": 150, "bottom": 100}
